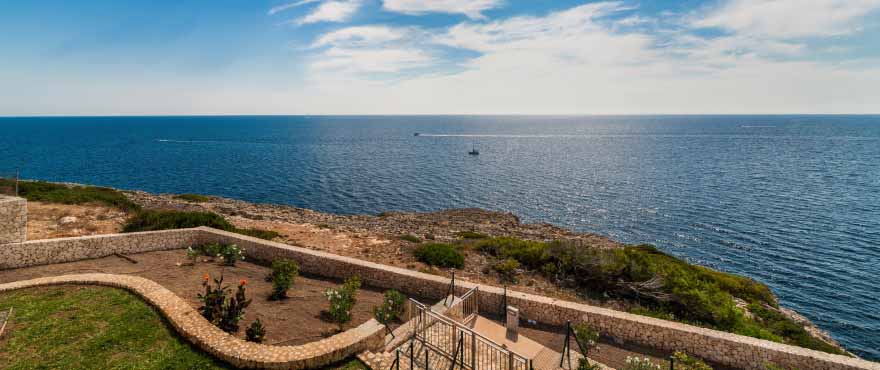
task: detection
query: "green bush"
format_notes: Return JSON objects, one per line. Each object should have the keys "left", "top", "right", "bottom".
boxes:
{"left": 2, "top": 180, "right": 140, "bottom": 212}
{"left": 748, "top": 303, "right": 845, "bottom": 354}
{"left": 414, "top": 243, "right": 464, "bottom": 269}
{"left": 474, "top": 237, "right": 549, "bottom": 269}
{"left": 175, "top": 193, "right": 211, "bottom": 203}
{"left": 493, "top": 258, "right": 520, "bottom": 282}
{"left": 672, "top": 352, "right": 712, "bottom": 370}
{"left": 325, "top": 276, "right": 361, "bottom": 325}
{"left": 572, "top": 322, "right": 600, "bottom": 351}
{"left": 197, "top": 275, "right": 251, "bottom": 334}
{"left": 122, "top": 209, "right": 279, "bottom": 240}
{"left": 456, "top": 231, "right": 488, "bottom": 239}
{"left": 374, "top": 290, "right": 406, "bottom": 324}
{"left": 268, "top": 259, "right": 300, "bottom": 301}
{"left": 624, "top": 357, "right": 661, "bottom": 370}
{"left": 246, "top": 319, "right": 266, "bottom": 343}
{"left": 399, "top": 234, "right": 421, "bottom": 243}
{"left": 218, "top": 244, "right": 245, "bottom": 266}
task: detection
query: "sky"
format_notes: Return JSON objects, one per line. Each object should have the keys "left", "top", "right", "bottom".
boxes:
{"left": 1, "top": 0, "right": 879, "bottom": 115}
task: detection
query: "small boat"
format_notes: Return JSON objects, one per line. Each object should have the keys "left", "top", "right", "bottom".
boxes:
{"left": 414, "top": 133, "right": 420, "bottom": 136}
{"left": 468, "top": 143, "right": 479, "bottom": 155}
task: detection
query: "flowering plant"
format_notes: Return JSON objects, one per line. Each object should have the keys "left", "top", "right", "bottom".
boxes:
{"left": 218, "top": 244, "right": 245, "bottom": 266}
{"left": 197, "top": 274, "right": 252, "bottom": 333}
{"left": 624, "top": 356, "right": 661, "bottom": 370}
{"left": 325, "top": 276, "right": 361, "bottom": 325}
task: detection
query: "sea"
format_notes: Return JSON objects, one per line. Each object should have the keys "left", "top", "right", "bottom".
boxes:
{"left": 0, "top": 115, "right": 878, "bottom": 359}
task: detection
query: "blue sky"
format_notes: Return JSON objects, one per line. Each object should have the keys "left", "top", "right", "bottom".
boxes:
{"left": 1, "top": 0, "right": 879, "bottom": 115}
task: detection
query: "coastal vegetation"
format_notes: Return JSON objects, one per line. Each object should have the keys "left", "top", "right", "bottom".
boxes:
{"left": 122, "top": 209, "right": 280, "bottom": 240}
{"left": 414, "top": 243, "right": 465, "bottom": 269}
{"left": 399, "top": 234, "right": 421, "bottom": 243}
{"left": 456, "top": 231, "right": 489, "bottom": 239}
{"left": 175, "top": 193, "right": 212, "bottom": 202}
{"left": 1, "top": 179, "right": 140, "bottom": 212}
{"left": 0, "top": 286, "right": 232, "bottom": 369}
{"left": 472, "top": 237, "right": 843, "bottom": 355}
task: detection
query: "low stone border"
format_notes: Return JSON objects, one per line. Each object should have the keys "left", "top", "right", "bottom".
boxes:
{"left": 0, "top": 274, "right": 386, "bottom": 369}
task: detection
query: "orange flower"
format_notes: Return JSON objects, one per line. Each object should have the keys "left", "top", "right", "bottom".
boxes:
{"left": 240, "top": 279, "right": 247, "bottom": 286}
{"left": 203, "top": 274, "right": 210, "bottom": 282}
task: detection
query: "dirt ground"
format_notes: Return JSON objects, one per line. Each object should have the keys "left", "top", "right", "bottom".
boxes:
{"left": 25, "top": 201, "right": 127, "bottom": 240}
{"left": 0, "top": 250, "right": 415, "bottom": 346}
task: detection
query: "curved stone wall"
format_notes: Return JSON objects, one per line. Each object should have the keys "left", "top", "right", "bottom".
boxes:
{"left": 0, "top": 274, "right": 386, "bottom": 369}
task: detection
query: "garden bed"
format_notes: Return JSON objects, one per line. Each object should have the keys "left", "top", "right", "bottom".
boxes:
{"left": 0, "top": 249, "right": 413, "bottom": 346}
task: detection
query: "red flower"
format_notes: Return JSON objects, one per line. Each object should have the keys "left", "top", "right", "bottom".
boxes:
{"left": 240, "top": 279, "right": 247, "bottom": 286}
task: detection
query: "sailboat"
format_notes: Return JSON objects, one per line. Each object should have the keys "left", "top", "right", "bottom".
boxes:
{"left": 468, "top": 142, "right": 479, "bottom": 155}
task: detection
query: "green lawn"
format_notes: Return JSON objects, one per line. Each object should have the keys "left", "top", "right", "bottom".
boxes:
{"left": 0, "top": 285, "right": 371, "bottom": 370}
{"left": 0, "top": 285, "right": 232, "bottom": 370}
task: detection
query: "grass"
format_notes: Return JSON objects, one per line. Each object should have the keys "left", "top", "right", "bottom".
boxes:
{"left": 122, "top": 209, "right": 280, "bottom": 241}
{"left": 0, "top": 179, "right": 140, "bottom": 212}
{"left": 456, "top": 231, "right": 489, "bottom": 239}
{"left": 414, "top": 243, "right": 464, "bottom": 269}
{"left": 175, "top": 193, "right": 212, "bottom": 203}
{"left": 0, "top": 285, "right": 233, "bottom": 370}
{"left": 472, "top": 236, "right": 843, "bottom": 355}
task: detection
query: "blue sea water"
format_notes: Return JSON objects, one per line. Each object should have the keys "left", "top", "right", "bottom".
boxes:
{"left": 0, "top": 115, "right": 878, "bottom": 359}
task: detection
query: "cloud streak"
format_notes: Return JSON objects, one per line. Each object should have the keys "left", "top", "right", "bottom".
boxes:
{"left": 382, "top": 0, "right": 503, "bottom": 19}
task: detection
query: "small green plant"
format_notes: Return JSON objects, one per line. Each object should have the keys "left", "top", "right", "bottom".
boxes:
{"left": 624, "top": 356, "right": 661, "bottom": 370}
{"left": 572, "top": 322, "right": 600, "bottom": 354}
{"left": 672, "top": 352, "right": 712, "bottom": 370}
{"left": 175, "top": 193, "right": 211, "bottom": 203}
{"left": 456, "top": 231, "right": 488, "bottom": 239}
{"left": 493, "top": 258, "right": 520, "bottom": 282}
{"left": 577, "top": 358, "right": 602, "bottom": 370}
{"left": 235, "top": 228, "right": 281, "bottom": 240}
{"left": 218, "top": 244, "right": 245, "bottom": 266}
{"left": 122, "top": 209, "right": 279, "bottom": 240}
{"left": 268, "top": 259, "right": 299, "bottom": 301}
{"left": 246, "top": 319, "right": 266, "bottom": 343}
{"left": 185, "top": 246, "right": 201, "bottom": 265}
{"left": 399, "top": 234, "right": 421, "bottom": 243}
{"left": 374, "top": 290, "right": 406, "bottom": 324}
{"left": 3, "top": 180, "right": 141, "bottom": 212}
{"left": 325, "top": 276, "right": 362, "bottom": 326}
{"left": 414, "top": 243, "right": 464, "bottom": 269}
{"left": 197, "top": 274, "right": 252, "bottom": 334}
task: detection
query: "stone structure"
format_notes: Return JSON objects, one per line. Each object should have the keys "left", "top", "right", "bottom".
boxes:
{"left": 2, "top": 227, "right": 879, "bottom": 370}
{"left": 0, "top": 196, "right": 26, "bottom": 244}
{"left": 0, "top": 273, "right": 386, "bottom": 369}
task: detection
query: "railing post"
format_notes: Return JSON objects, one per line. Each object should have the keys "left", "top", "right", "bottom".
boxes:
{"left": 397, "top": 349, "right": 401, "bottom": 370}
{"left": 470, "top": 331, "right": 476, "bottom": 370}
{"left": 669, "top": 355, "right": 675, "bottom": 370}
{"left": 426, "top": 346, "right": 430, "bottom": 370}
{"left": 507, "top": 352, "right": 513, "bottom": 370}
{"left": 410, "top": 339, "right": 415, "bottom": 370}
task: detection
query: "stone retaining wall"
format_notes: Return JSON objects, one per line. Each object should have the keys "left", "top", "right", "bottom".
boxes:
{"left": 0, "top": 196, "right": 26, "bottom": 244}
{"left": 0, "top": 273, "right": 386, "bottom": 369}
{"left": 198, "top": 228, "right": 880, "bottom": 370}
{"left": 0, "top": 228, "right": 202, "bottom": 269}
{"left": 2, "top": 227, "right": 878, "bottom": 370}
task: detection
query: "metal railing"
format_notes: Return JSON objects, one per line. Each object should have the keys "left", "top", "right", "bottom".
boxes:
{"left": 446, "top": 286, "right": 479, "bottom": 324}
{"left": 407, "top": 298, "right": 532, "bottom": 370}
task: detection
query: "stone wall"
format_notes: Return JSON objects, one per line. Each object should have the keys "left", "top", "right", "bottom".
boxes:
{"left": 2, "top": 227, "right": 878, "bottom": 370}
{"left": 0, "top": 228, "right": 201, "bottom": 269}
{"left": 0, "top": 196, "right": 26, "bottom": 244}
{"left": 198, "top": 228, "right": 880, "bottom": 370}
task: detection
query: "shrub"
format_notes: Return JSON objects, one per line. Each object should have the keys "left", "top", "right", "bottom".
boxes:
{"left": 175, "top": 193, "right": 211, "bottom": 203}
{"left": 399, "top": 234, "right": 421, "bottom": 243}
{"left": 268, "top": 259, "right": 300, "bottom": 301}
{"left": 493, "top": 258, "right": 520, "bottom": 283}
{"left": 577, "top": 358, "right": 602, "bottom": 370}
{"left": 325, "top": 276, "right": 361, "bottom": 325}
{"left": 747, "top": 303, "right": 845, "bottom": 354}
{"left": 246, "top": 319, "right": 266, "bottom": 343}
{"left": 3, "top": 180, "right": 141, "bottom": 212}
{"left": 672, "top": 352, "right": 712, "bottom": 370}
{"left": 414, "top": 243, "right": 464, "bottom": 269}
{"left": 197, "top": 275, "right": 252, "bottom": 333}
{"left": 572, "top": 322, "right": 600, "bottom": 353}
{"left": 122, "top": 209, "right": 279, "bottom": 240}
{"left": 218, "top": 244, "right": 245, "bottom": 266}
{"left": 624, "top": 357, "right": 661, "bottom": 370}
{"left": 474, "top": 237, "right": 549, "bottom": 269}
{"left": 374, "top": 290, "right": 406, "bottom": 324}
{"left": 456, "top": 231, "right": 488, "bottom": 239}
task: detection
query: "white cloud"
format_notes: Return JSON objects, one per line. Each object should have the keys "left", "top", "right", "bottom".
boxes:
{"left": 382, "top": 0, "right": 503, "bottom": 19}
{"left": 695, "top": 0, "right": 880, "bottom": 38}
{"left": 268, "top": 0, "right": 320, "bottom": 15}
{"left": 298, "top": 0, "right": 362, "bottom": 25}
{"left": 311, "top": 47, "right": 433, "bottom": 74}
{"left": 311, "top": 26, "right": 406, "bottom": 48}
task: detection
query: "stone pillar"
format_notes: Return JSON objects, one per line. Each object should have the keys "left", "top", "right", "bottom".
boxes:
{"left": 0, "top": 196, "right": 26, "bottom": 244}
{"left": 506, "top": 306, "right": 519, "bottom": 341}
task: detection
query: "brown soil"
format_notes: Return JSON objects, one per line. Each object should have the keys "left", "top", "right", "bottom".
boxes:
{"left": 25, "top": 201, "right": 126, "bottom": 240}
{"left": 0, "top": 250, "right": 415, "bottom": 346}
